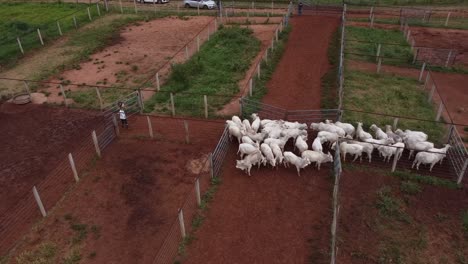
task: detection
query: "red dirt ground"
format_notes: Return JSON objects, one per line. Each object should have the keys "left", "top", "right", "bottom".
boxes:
{"left": 262, "top": 15, "right": 340, "bottom": 109}
{"left": 0, "top": 103, "right": 103, "bottom": 214}
{"left": 182, "top": 14, "right": 340, "bottom": 264}
{"left": 337, "top": 167, "right": 468, "bottom": 264}
{"left": 6, "top": 115, "right": 224, "bottom": 263}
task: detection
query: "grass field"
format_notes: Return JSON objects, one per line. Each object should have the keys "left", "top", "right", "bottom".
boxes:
{"left": 0, "top": 2, "right": 105, "bottom": 67}
{"left": 143, "top": 26, "right": 261, "bottom": 116}
{"left": 345, "top": 26, "right": 413, "bottom": 64}
{"left": 342, "top": 70, "right": 446, "bottom": 143}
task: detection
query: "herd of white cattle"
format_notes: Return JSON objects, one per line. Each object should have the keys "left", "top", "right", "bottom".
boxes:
{"left": 227, "top": 114, "right": 451, "bottom": 176}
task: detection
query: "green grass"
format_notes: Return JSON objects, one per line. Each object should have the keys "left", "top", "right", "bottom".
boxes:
{"left": 400, "top": 181, "right": 422, "bottom": 195}
{"left": 345, "top": 26, "right": 412, "bottom": 64}
{"left": 0, "top": 2, "right": 104, "bottom": 67}
{"left": 376, "top": 186, "right": 412, "bottom": 223}
{"left": 322, "top": 25, "right": 340, "bottom": 109}
{"left": 390, "top": 170, "right": 460, "bottom": 189}
{"left": 144, "top": 26, "right": 261, "bottom": 117}
{"left": 63, "top": 250, "right": 81, "bottom": 264}
{"left": 463, "top": 210, "right": 468, "bottom": 234}
{"left": 342, "top": 70, "right": 446, "bottom": 143}
{"left": 15, "top": 242, "right": 57, "bottom": 264}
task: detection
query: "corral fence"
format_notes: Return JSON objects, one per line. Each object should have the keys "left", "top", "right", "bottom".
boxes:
{"left": 0, "top": 92, "right": 140, "bottom": 255}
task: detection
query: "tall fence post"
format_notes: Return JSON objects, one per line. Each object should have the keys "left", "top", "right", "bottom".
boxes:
{"left": 59, "top": 84, "right": 68, "bottom": 107}
{"left": 57, "top": 21, "right": 63, "bottom": 36}
{"left": 113, "top": 115, "right": 120, "bottom": 136}
{"left": 406, "top": 29, "right": 411, "bottom": 42}
{"left": 32, "top": 186, "right": 47, "bottom": 217}
{"left": 445, "top": 12, "right": 451, "bottom": 26}
{"left": 17, "top": 37, "right": 24, "bottom": 54}
{"left": 207, "top": 27, "right": 210, "bottom": 40}
{"left": 209, "top": 152, "right": 214, "bottom": 178}
{"left": 428, "top": 84, "right": 436, "bottom": 103}
{"left": 435, "top": 102, "right": 444, "bottom": 121}
{"left": 445, "top": 50, "right": 452, "bottom": 67}
{"left": 377, "top": 57, "right": 382, "bottom": 73}
{"left": 119, "top": 0, "right": 123, "bottom": 13}
{"left": 197, "top": 36, "right": 200, "bottom": 52}
{"left": 412, "top": 48, "right": 418, "bottom": 64}
{"left": 376, "top": 43, "right": 381, "bottom": 62}
{"left": 249, "top": 78, "right": 253, "bottom": 96}
{"left": 37, "top": 29, "right": 44, "bottom": 46}
{"left": 73, "top": 15, "right": 78, "bottom": 29}
{"left": 370, "top": 14, "right": 374, "bottom": 28}
{"left": 195, "top": 178, "right": 201, "bottom": 206}
{"left": 457, "top": 159, "right": 467, "bottom": 184}
{"left": 369, "top": 6, "right": 374, "bottom": 20}
{"left": 418, "top": 62, "right": 426, "bottom": 82}
{"left": 410, "top": 38, "right": 415, "bottom": 52}
{"left": 184, "top": 120, "right": 190, "bottom": 144}
{"left": 87, "top": 7, "right": 92, "bottom": 21}
{"left": 104, "top": 0, "right": 109, "bottom": 11}
{"left": 156, "top": 72, "right": 160, "bottom": 91}
{"left": 391, "top": 147, "right": 399, "bottom": 172}
{"left": 95, "top": 87, "right": 103, "bottom": 110}
{"left": 170, "top": 93, "right": 175, "bottom": 116}
{"left": 204, "top": 95, "right": 208, "bottom": 119}
{"left": 92, "top": 130, "right": 101, "bottom": 158}
{"left": 133, "top": 0, "right": 138, "bottom": 13}
{"left": 68, "top": 153, "right": 79, "bottom": 182}
{"left": 146, "top": 116, "right": 154, "bottom": 139}
{"left": 178, "top": 209, "right": 186, "bottom": 238}
{"left": 97, "top": 2, "right": 101, "bottom": 16}
{"left": 393, "top": 118, "right": 399, "bottom": 130}
{"left": 424, "top": 72, "right": 430, "bottom": 89}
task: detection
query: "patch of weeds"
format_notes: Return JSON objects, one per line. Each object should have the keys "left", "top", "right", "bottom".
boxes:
{"left": 200, "top": 177, "right": 222, "bottom": 210}
{"left": 63, "top": 250, "right": 81, "bottom": 264}
{"left": 375, "top": 186, "right": 411, "bottom": 223}
{"left": 350, "top": 250, "right": 369, "bottom": 260}
{"left": 70, "top": 223, "right": 88, "bottom": 245}
{"left": 16, "top": 242, "right": 57, "bottom": 264}
{"left": 88, "top": 251, "right": 97, "bottom": 259}
{"left": 131, "top": 65, "right": 138, "bottom": 72}
{"left": 177, "top": 235, "right": 194, "bottom": 256}
{"left": 321, "top": 24, "right": 339, "bottom": 108}
{"left": 90, "top": 224, "right": 102, "bottom": 239}
{"left": 191, "top": 213, "right": 205, "bottom": 230}
{"left": 64, "top": 213, "right": 73, "bottom": 221}
{"left": 378, "top": 243, "right": 404, "bottom": 264}
{"left": 463, "top": 210, "right": 468, "bottom": 234}
{"left": 391, "top": 170, "right": 459, "bottom": 189}
{"left": 400, "top": 181, "right": 422, "bottom": 195}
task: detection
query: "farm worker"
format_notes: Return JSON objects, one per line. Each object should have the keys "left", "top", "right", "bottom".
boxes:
{"left": 298, "top": 1, "right": 303, "bottom": 16}
{"left": 118, "top": 102, "right": 129, "bottom": 129}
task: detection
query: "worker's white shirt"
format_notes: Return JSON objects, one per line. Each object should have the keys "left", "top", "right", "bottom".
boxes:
{"left": 119, "top": 109, "right": 126, "bottom": 119}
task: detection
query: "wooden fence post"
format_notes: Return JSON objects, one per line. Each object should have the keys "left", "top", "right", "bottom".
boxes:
{"left": 195, "top": 178, "right": 201, "bottom": 206}
{"left": 178, "top": 209, "right": 186, "bottom": 238}
{"left": 197, "top": 36, "right": 200, "bottom": 52}
{"left": 156, "top": 72, "right": 160, "bottom": 91}
{"left": 92, "top": 130, "right": 101, "bottom": 158}
{"left": 424, "top": 72, "right": 430, "bottom": 89}
{"left": 376, "top": 43, "right": 381, "bottom": 62}
{"left": 95, "top": 87, "right": 103, "bottom": 110}
{"left": 37, "top": 29, "right": 44, "bottom": 46}
{"left": 207, "top": 27, "right": 210, "bottom": 40}
{"left": 369, "top": 6, "right": 374, "bottom": 20}
{"left": 249, "top": 79, "right": 253, "bottom": 96}
{"left": 204, "top": 95, "right": 208, "bottom": 119}
{"left": 68, "top": 153, "right": 79, "bottom": 182}
{"left": 370, "top": 14, "right": 374, "bottom": 28}
{"left": 17, "top": 37, "right": 24, "bottom": 54}
{"left": 33, "top": 186, "right": 47, "bottom": 217}
{"left": 377, "top": 57, "right": 382, "bottom": 73}
{"left": 146, "top": 116, "right": 154, "bottom": 139}
{"left": 59, "top": 84, "right": 68, "bottom": 106}
{"left": 445, "top": 50, "right": 452, "bottom": 67}
{"left": 87, "top": 7, "right": 92, "bottom": 21}
{"left": 73, "top": 15, "right": 78, "bottom": 29}
{"left": 57, "top": 21, "right": 63, "bottom": 36}
{"left": 96, "top": 2, "right": 101, "bottom": 16}
{"left": 393, "top": 118, "right": 399, "bottom": 130}
{"left": 119, "top": 0, "right": 123, "bottom": 13}
{"left": 406, "top": 29, "right": 411, "bottom": 42}
{"left": 418, "top": 62, "right": 426, "bottom": 82}
{"left": 428, "top": 84, "right": 436, "bottom": 103}
{"left": 412, "top": 48, "right": 418, "bottom": 64}
{"left": 170, "top": 93, "right": 175, "bottom": 116}
{"left": 184, "top": 120, "right": 190, "bottom": 143}
{"left": 445, "top": 12, "right": 451, "bottom": 26}
{"left": 133, "top": 0, "right": 138, "bottom": 13}
{"left": 209, "top": 152, "right": 214, "bottom": 178}
{"left": 275, "top": 29, "right": 279, "bottom": 41}
{"left": 197, "top": 3, "right": 200, "bottom": 15}
{"left": 113, "top": 115, "right": 120, "bottom": 136}
{"left": 104, "top": 0, "right": 109, "bottom": 11}
{"left": 391, "top": 147, "right": 399, "bottom": 172}
{"left": 435, "top": 102, "right": 444, "bottom": 121}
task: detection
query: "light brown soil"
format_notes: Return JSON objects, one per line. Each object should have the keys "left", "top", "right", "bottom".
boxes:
{"left": 337, "top": 168, "right": 468, "bottom": 264}
{"left": 5, "top": 115, "right": 225, "bottom": 263}
{"left": 44, "top": 16, "right": 213, "bottom": 104}
{"left": 262, "top": 15, "right": 340, "bottom": 109}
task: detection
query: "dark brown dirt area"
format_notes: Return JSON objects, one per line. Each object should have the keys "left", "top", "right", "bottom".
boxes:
{"left": 0, "top": 103, "right": 103, "bottom": 214}
{"left": 261, "top": 14, "right": 340, "bottom": 110}
{"left": 5, "top": 115, "right": 224, "bottom": 264}
{"left": 183, "top": 147, "right": 333, "bottom": 264}
{"left": 337, "top": 167, "right": 468, "bottom": 264}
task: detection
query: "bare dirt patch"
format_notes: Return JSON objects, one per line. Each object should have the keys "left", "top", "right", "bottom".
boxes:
{"left": 44, "top": 16, "right": 213, "bottom": 104}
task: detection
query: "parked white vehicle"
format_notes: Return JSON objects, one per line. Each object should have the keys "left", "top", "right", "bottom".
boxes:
{"left": 138, "top": 0, "right": 169, "bottom": 4}
{"left": 184, "top": 0, "right": 217, "bottom": 9}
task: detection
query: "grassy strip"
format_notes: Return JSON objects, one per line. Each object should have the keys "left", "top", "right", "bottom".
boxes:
{"left": 349, "top": 16, "right": 468, "bottom": 31}
{"left": 0, "top": 2, "right": 104, "bottom": 67}
{"left": 175, "top": 177, "right": 222, "bottom": 262}
{"left": 143, "top": 26, "right": 261, "bottom": 116}
{"left": 322, "top": 26, "right": 340, "bottom": 109}
{"left": 342, "top": 70, "right": 446, "bottom": 143}
{"left": 390, "top": 170, "right": 460, "bottom": 189}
